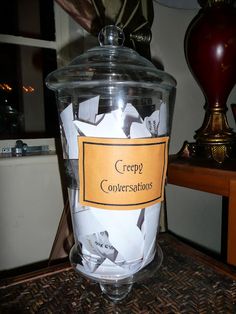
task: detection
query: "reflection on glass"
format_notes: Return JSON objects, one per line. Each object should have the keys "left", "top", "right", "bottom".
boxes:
{"left": 0, "top": 43, "right": 58, "bottom": 139}
{"left": 0, "top": 0, "right": 58, "bottom": 139}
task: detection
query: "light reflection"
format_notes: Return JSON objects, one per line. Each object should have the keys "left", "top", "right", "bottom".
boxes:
{"left": 22, "top": 86, "right": 35, "bottom": 93}
{"left": 216, "top": 44, "right": 224, "bottom": 59}
{"left": 0, "top": 83, "right": 12, "bottom": 91}
{"left": 0, "top": 83, "right": 35, "bottom": 93}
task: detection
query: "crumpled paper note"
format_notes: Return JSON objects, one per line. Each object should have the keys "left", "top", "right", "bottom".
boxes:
{"left": 60, "top": 96, "right": 167, "bottom": 279}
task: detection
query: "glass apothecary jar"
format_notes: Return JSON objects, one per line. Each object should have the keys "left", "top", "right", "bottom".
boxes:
{"left": 46, "top": 25, "right": 176, "bottom": 302}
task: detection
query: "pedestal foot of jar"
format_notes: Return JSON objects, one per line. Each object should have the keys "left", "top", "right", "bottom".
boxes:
{"left": 99, "top": 282, "right": 133, "bottom": 302}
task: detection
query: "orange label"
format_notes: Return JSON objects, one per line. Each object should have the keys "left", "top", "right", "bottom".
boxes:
{"left": 78, "top": 136, "right": 169, "bottom": 210}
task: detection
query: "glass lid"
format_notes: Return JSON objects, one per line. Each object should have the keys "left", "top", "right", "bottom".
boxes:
{"left": 46, "top": 25, "right": 176, "bottom": 90}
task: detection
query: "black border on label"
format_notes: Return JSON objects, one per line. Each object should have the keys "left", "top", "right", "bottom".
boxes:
{"left": 81, "top": 140, "right": 167, "bottom": 208}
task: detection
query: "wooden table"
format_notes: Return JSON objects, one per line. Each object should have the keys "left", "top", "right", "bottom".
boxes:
{"left": 168, "top": 156, "right": 236, "bottom": 266}
{"left": 1, "top": 233, "right": 236, "bottom": 313}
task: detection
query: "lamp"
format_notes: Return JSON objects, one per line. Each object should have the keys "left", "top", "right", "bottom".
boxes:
{"left": 183, "top": 0, "right": 236, "bottom": 163}
{"left": 156, "top": 0, "right": 236, "bottom": 164}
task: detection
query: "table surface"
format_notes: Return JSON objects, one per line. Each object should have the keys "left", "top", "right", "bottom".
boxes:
{"left": 167, "top": 156, "right": 236, "bottom": 266}
{"left": 1, "top": 233, "right": 236, "bottom": 314}
{"left": 167, "top": 156, "right": 236, "bottom": 197}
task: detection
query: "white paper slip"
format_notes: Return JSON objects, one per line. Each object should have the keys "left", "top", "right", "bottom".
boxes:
{"left": 123, "top": 103, "right": 141, "bottom": 120}
{"left": 79, "top": 96, "right": 99, "bottom": 123}
{"left": 72, "top": 208, "right": 105, "bottom": 237}
{"left": 158, "top": 101, "right": 168, "bottom": 135}
{"left": 121, "top": 103, "right": 143, "bottom": 136}
{"left": 80, "top": 232, "right": 117, "bottom": 258}
{"left": 130, "top": 122, "right": 152, "bottom": 138}
{"left": 141, "top": 237, "right": 156, "bottom": 268}
{"left": 73, "top": 112, "right": 127, "bottom": 138}
{"left": 60, "top": 103, "right": 79, "bottom": 159}
{"left": 106, "top": 224, "right": 144, "bottom": 262}
{"left": 77, "top": 258, "right": 131, "bottom": 279}
{"left": 141, "top": 203, "right": 161, "bottom": 261}
{"left": 90, "top": 208, "right": 143, "bottom": 261}
{"left": 90, "top": 208, "right": 142, "bottom": 233}
{"left": 144, "top": 110, "right": 160, "bottom": 135}
{"left": 95, "top": 113, "right": 105, "bottom": 124}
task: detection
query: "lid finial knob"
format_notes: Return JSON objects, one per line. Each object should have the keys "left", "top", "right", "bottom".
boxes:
{"left": 98, "top": 25, "right": 125, "bottom": 47}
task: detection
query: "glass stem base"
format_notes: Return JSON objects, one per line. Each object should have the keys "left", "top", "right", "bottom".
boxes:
{"left": 99, "top": 282, "right": 133, "bottom": 302}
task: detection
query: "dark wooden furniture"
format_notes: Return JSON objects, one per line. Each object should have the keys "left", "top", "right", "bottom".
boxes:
{"left": 1, "top": 233, "right": 236, "bottom": 313}
{"left": 168, "top": 157, "right": 236, "bottom": 266}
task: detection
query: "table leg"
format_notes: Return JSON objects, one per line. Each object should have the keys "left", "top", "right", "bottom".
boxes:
{"left": 227, "top": 179, "right": 236, "bottom": 266}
